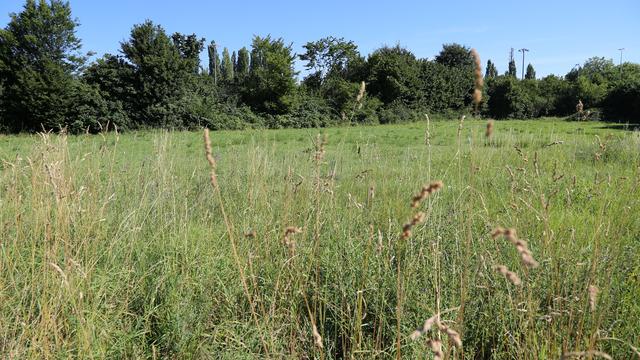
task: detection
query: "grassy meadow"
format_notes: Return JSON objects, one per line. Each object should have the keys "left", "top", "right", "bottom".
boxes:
{"left": 1, "top": 118, "right": 639, "bottom": 359}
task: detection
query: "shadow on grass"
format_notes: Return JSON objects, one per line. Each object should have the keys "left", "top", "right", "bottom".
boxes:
{"left": 598, "top": 123, "right": 640, "bottom": 131}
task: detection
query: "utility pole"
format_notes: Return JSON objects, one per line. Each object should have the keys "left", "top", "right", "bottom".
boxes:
{"left": 518, "top": 48, "right": 529, "bottom": 80}
{"left": 213, "top": 41, "right": 218, "bottom": 86}
{"left": 618, "top": 48, "right": 625, "bottom": 80}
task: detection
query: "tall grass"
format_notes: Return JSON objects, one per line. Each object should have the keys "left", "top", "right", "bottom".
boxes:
{"left": 1, "top": 119, "right": 639, "bottom": 358}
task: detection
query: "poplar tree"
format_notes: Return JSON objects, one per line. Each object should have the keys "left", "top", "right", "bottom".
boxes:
{"left": 485, "top": 60, "right": 498, "bottom": 79}
{"left": 221, "top": 47, "right": 234, "bottom": 81}
{"left": 236, "top": 47, "right": 250, "bottom": 78}
{"left": 525, "top": 63, "right": 536, "bottom": 80}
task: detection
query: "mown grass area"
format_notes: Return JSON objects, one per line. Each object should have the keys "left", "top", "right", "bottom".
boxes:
{"left": 1, "top": 118, "right": 639, "bottom": 359}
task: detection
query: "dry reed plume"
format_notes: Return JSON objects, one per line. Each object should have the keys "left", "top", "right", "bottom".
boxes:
{"left": 495, "top": 265, "right": 522, "bottom": 286}
{"left": 492, "top": 227, "right": 539, "bottom": 268}
{"left": 437, "top": 320, "right": 463, "bottom": 349}
{"left": 588, "top": 285, "right": 599, "bottom": 312}
{"left": 471, "top": 48, "right": 484, "bottom": 110}
{"left": 562, "top": 350, "right": 612, "bottom": 360}
{"left": 486, "top": 120, "right": 494, "bottom": 138}
{"left": 411, "top": 181, "right": 444, "bottom": 208}
{"left": 312, "top": 323, "right": 323, "bottom": 349}
{"left": 427, "top": 339, "right": 444, "bottom": 360}
{"left": 401, "top": 212, "right": 426, "bottom": 240}
{"left": 204, "top": 129, "right": 219, "bottom": 188}
{"left": 283, "top": 226, "right": 302, "bottom": 255}
{"left": 410, "top": 314, "right": 462, "bottom": 355}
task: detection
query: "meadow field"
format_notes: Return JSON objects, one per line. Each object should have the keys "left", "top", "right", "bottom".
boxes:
{"left": 1, "top": 118, "right": 639, "bottom": 359}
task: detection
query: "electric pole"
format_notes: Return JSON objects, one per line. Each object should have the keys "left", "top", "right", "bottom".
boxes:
{"left": 213, "top": 41, "right": 218, "bottom": 86}
{"left": 518, "top": 48, "right": 529, "bottom": 80}
{"left": 618, "top": 48, "right": 625, "bottom": 66}
{"left": 618, "top": 48, "right": 625, "bottom": 80}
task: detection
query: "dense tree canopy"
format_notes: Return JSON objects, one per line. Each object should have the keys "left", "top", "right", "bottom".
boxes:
{"left": 0, "top": 0, "right": 638, "bottom": 133}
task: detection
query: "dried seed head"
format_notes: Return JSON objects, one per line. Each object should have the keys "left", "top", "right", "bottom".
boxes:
{"left": 283, "top": 226, "right": 302, "bottom": 256}
{"left": 427, "top": 339, "right": 444, "bottom": 360}
{"left": 496, "top": 265, "right": 522, "bottom": 286}
{"left": 356, "top": 81, "right": 366, "bottom": 103}
{"left": 312, "top": 323, "right": 323, "bottom": 349}
{"left": 436, "top": 321, "right": 463, "bottom": 349}
{"left": 562, "top": 350, "right": 611, "bottom": 360}
{"left": 401, "top": 212, "right": 426, "bottom": 240}
{"left": 486, "top": 120, "right": 494, "bottom": 138}
{"left": 588, "top": 285, "right": 599, "bottom": 312}
{"left": 471, "top": 48, "right": 484, "bottom": 109}
{"left": 411, "top": 181, "right": 444, "bottom": 208}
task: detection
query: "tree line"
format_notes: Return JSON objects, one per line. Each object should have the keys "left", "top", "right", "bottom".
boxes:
{"left": 1, "top": 0, "right": 638, "bottom": 133}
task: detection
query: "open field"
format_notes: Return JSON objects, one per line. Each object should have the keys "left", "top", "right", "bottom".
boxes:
{"left": 1, "top": 118, "right": 639, "bottom": 359}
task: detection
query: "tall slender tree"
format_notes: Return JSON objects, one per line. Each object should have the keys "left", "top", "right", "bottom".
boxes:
{"left": 221, "top": 47, "right": 234, "bottom": 81}
{"left": 207, "top": 40, "right": 219, "bottom": 84}
{"left": 236, "top": 47, "right": 250, "bottom": 79}
{"left": 231, "top": 50, "right": 237, "bottom": 76}
{"left": 525, "top": 63, "right": 536, "bottom": 80}
{"left": 485, "top": 59, "right": 498, "bottom": 79}
{"left": 508, "top": 59, "right": 517, "bottom": 78}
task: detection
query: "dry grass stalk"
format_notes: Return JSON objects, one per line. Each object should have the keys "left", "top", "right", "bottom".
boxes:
{"left": 562, "top": 350, "right": 612, "bottom": 360}
{"left": 486, "top": 120, "right": 494, "bottom": 138}
{"left": 203, "top": 129, "right": 219, "bottom": 188}
{"left": 471, "top": 49, "right": 484, "bottom": 109}
{"left": 411, "top": 181, "right": 444, "bottom": 208}
{"left": 457, "top": 115, "right": 466, "bottom": 137}
{"left": 356, "top": 81, "right": 366, "bottom": 104}
{"left": 312, "top": 323, "right": 323, "bottom": 349}
{"left": 495, "top": 265, "right": 522, "bottom": 286}
{"left": 314, "top": 134, "right": 327, "bottom": 163}
{"left": 588, "top": 285, "right": 599, "bottom": 312}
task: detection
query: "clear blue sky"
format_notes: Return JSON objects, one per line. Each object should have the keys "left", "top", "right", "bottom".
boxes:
{"left": 1, "top": 0, "right": 639, "bottom": 77}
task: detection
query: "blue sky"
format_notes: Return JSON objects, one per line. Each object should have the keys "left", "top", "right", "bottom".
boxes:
{"left": 1, "top": 0, "right": 639, "bottom": 78}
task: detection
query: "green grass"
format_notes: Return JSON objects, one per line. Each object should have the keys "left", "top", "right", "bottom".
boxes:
{"left": 1, "top": 118, "right": 639, "bottom": 359}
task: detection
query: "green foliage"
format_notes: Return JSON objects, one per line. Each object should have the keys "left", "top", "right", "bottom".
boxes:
{"left": 508, "top": 59, "right": 517, "bottom": 78}
{"left": 300, "top": 37, "right": 360, "bottom": 88}
{"left": 242, "top": 35, "right": 297, "bottom": 114}
{"left": 487, "top": 76, "right": 535, "bottom": 118}
{"left": 2, "top": 121, "right": 639, "bottom": 357}
{"left": 418, "top": 60, "right": 473, "bottom": 112}
{"left": 0, "top": 0, "right": 85, "bottom": 131}
{"left": 1, "top": 0, "right": 639, "bottom": 132}
{"left": 602, "top": 78, "right": 640, "bottom": 122}
{"left": 118, "top": 21, "right": 204, "bottom": 127}
{"left": 236, "top": 47, "right": 250, "bottom": 80}
{"left": 366, "top": 45, "right": 420, "bottom": 105}
{"left": 485, "top": 59, "right": 498, "bottom": 79}
{"left": 221, "top": 47, "right": 234, "bottom": 82}
{"left": 525, "top": 63, "right": 536, "bottom": 80}
{"left": 435, "top": 43, "right": 473, "bottom": 68}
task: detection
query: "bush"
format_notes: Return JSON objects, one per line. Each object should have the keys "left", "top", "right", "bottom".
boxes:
{"left": 378, "top": 101, "right": 421, "bottom": 124}
{"left": 602, "top": 80, "right": 640, "bottom": 122}
{"left": 486, "top": 76, "right": 536, "bottom": 119}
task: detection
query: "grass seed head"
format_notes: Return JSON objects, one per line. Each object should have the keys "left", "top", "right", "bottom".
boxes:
{"left": 588, "top": 285, "right": 599, "bottom": 312}
{"left": 496, "top": 265, "right": 522, "bottom": 286}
